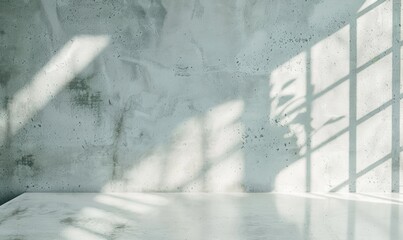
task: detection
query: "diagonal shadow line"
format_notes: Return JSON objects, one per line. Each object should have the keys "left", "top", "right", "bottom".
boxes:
{"left": 357, "top": 0, "right": 386, "bottom": 18}
{"left": 356, "top": 45, "right": 393, "bottom": 71}
{"left": 330, "top": 152, "right": 392, "bottom": 192}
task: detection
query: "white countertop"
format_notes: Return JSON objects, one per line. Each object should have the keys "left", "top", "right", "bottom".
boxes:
{"left": 0, "top": 193, "right": 402, "bottom": 240}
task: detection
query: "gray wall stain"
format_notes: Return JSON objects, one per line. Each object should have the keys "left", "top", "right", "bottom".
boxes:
{"left": 111, "top": 106, "right": 130, "bottom": 181}
{"left": 67, "top": 73, "right": 103, "bottom": 121}
{"left": 68, "top": 74, "right": 102, "bottom": 108}
{"left": 0, "top": 70, "right": 11, "bottom": 87}
{"left": 16, "top": 155, "right": 35, "bottom": 168}
{"left": 60, "top": 216, "right": 75, "bottom": 225}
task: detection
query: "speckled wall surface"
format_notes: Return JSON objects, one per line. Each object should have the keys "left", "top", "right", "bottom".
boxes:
{"left": 0, "top": 0, "right": 402, "bottom": 204}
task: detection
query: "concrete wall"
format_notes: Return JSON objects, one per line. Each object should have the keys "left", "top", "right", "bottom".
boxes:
{"left": 1, "top": 0, "right": 402, "bottom": 203}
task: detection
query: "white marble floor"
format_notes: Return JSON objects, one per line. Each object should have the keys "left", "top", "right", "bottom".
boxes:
{"left": 0, "top": 193, "right": 402, "bottom": 240}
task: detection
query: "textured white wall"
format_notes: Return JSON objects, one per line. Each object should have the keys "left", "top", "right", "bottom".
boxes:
{"left": 0, "top": 0, "right": 402, "bottom": 203}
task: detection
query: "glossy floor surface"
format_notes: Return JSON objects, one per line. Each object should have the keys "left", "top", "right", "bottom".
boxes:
{"left": 0, "top": 193, "right": 402, "bottom": 240}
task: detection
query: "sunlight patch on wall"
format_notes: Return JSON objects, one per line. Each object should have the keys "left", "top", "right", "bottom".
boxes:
{"left": 311, "top": 25, "right": 349, "bottom": 94}
{"left": 205, "top": 100, "right": 244, "bottom": 161}
{"left": 357, "top": 106, "right": 392, "bottom": 191}
{"left": 103, "top": 99, "right": 245, "bottom": 192}
{"left": 163, "top": 117, "right": 205, "bottom": 190}
{"left": 269, "top": 51, "right": 306, "bottom": 148}
{"left": 357, "top": 0, "right": 392, "bottom": 67}
{"left": 274, "top": 159, "right": 307, "bottom": 192}
{"left": 270, "top": 52, "right": 306, "bottom": 127}
{"left": 355, "top": 0, "right": 393, "bottom": 192}
{"left": 270, "top": 52, "right": 307, "bottom": 192}
{"left": 357, "top": 54, "right": 392, "bottom": 119}
{"left": 205, "top": 149, "right": 244, "bottom": 192}
{"left": 311, "top": 24, "right": 349, "bottom": 147}
{"left": 8, "top": 35, "right": 110, "bottom": 135}
{"left": 310, "top": 25, "right": 350, "bottom": 191}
